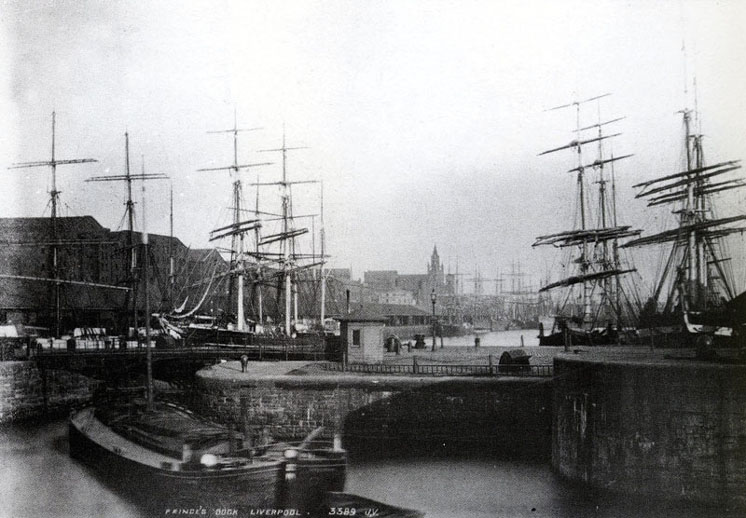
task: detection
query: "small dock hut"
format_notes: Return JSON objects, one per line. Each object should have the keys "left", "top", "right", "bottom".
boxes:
{"left": 338, "top": 308, "right": 387, "bottom": 364}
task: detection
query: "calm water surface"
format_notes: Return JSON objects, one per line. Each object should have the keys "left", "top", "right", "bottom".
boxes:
{"left": 1, "top": 418, "right": 737, "bottom": 518}
{"left": 441, "top": 329, "right": 539, "bottom": 347}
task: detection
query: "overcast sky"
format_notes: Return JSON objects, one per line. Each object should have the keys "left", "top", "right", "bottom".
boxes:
{"left": 1, "top": 0, "right": 745, "bottom": 295}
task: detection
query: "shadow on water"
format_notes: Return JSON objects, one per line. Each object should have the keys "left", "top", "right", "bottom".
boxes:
{"left": 69, "top": 455, "right": 159, "bottom": 517}
{"left": 339, "top": 382, "right": 743, "bottom": 518}
{"left": 344, "top": 454, "right": 743, "bottom": 518}
{"left": 341, "top": 379, "right": 552, "bottom": 462}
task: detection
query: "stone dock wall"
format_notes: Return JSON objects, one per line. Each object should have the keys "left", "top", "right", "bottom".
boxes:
{"left": 5, "top": 346, "right": 743, "bottom": 506}
{"left": 0, "top": 361, "right": 100, "bottom": 422}
{"left": 194, "top": 368, "right": 552, "bottom": 459}
{"left": 552, "top": 356, "right": 746, "bottom": 505}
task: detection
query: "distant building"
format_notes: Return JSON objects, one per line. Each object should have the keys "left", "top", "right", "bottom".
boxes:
{"left": 363, "top": 245, "right": 454, "bottom": 307}
{"left": 373, "top": 289, "right": 416, "bottom": 306}
{"left": 427, "top": 244, "right": 445, "bottom": 288}
{"left": 363, "top": 270, "right": 398, "bottom": 291}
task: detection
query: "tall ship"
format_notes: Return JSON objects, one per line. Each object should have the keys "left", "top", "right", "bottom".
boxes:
{"left": 534, "top": 94, "right": 642, "bottom": 346}
{"left": 622, "top": 99, "right": 746, "bottom": 347}
{"left": 164, "top": 118, "right": 330, "bottom": 347}
{"left": 164, "top": 115, "right": 271, "bottom": 344}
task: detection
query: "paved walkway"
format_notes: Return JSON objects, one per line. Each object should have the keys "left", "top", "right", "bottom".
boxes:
{"left": 201, "top": 360, "right": 313, "bottom": 380}
{"left": 199, "top": 345, "right": 743, "bottom": 380}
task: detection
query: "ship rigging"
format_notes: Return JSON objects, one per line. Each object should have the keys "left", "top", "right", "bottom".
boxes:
{"left": 534, "top": 94, "right": 642, "bottom": 346}
{"left": 623, "top": 101, "right": 746, "bottom": 345}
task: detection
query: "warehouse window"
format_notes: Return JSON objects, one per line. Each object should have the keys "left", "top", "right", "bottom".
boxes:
{"left": 352, "top": 329, "right": 361, "bottom": 346}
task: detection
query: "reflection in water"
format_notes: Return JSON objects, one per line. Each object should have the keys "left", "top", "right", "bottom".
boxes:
{"left": 345, "top": 458, "right": 709, "bottom": 518}
{"left": 1, "top": 419, "right": 141, "bottom": 518}
{"left": 1, "top": 416, "right": 738, "bottom": 518}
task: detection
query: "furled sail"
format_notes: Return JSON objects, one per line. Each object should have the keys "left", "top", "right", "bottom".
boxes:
{"left": 633, "top": 160, "right": 741, "bottom": 191}
{"left": 539, "top": 269, "right": 636, "bottom": 292}
{"left": 259, "top": 228, "right": 308, "bottom": 246}
{"left": 622, "top": 215, "right": 746, "bottom": 248}
{"left": 533, "top": 225, "right": 642, "bottom": 248}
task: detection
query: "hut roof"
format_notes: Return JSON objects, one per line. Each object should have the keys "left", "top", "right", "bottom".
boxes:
{"left": 337, "top": 306, "right": 388, "bottom": 322}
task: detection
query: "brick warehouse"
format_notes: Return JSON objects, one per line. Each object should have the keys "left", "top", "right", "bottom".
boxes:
{"left": 0, "top": 216, "right": 228, "bottom": 333}
{"left": 0, "top": 216, "right": 349, "bottom": 335}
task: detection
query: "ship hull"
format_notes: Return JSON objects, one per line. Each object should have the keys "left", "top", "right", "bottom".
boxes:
{"left": 538, "top": 317, "right": 626, "bottom": 346}
{"left": 538, "top": 329, "right": 621, "bottom": 346}
{"left": 69, "top": 406, "right": 346, "bottom": 512}
{"left": 634, "top": 315, "right": 735, "bottom": 348}
{"left": 69, "top": 407, "right": 283, "bottom": 509}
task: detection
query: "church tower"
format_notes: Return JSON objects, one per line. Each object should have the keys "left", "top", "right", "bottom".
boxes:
{"left": 427, "top": 245, "right": 444, "bottom": 291}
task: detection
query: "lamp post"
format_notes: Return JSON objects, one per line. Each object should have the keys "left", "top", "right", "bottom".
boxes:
{"left": 431, "top": 289, "right": 437, "bottom": 352}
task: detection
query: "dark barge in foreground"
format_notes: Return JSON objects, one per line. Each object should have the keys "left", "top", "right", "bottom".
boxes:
{"left": 69, "top": 401, "right": 346, "bottom": 512}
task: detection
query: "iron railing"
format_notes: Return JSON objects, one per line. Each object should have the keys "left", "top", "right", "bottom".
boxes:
{"left": 319, "top": 360, "right": 553, "bottom": 377}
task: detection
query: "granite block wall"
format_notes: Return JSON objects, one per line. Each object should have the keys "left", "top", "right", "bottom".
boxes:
{"left": 0, "top": 361, "right": 99, "bottom": 422}
{"left": 553, "top": 357, "right": 746, "bottom": 505}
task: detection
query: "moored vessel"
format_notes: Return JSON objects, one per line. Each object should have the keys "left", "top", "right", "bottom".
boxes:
{"left": 622, "top": 97, "right": 746, "bottom": 347}
{"left": 164, "top": 119, "right": 331, "bottom": 349}
{"left": 69, "top": 400, "right": 346, "bottom": 512}
{"left": 534, "top": 94, "right": 641, "bottom": 346}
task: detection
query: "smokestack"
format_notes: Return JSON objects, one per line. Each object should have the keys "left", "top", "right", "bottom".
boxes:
{"left": 346, "top": 289, "right": 351, "bottom": 314}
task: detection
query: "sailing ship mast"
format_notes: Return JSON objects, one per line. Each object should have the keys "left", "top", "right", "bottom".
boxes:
{"left": 623, "top": 97, "right": 745, "bottom": 326}
{"left": 198, "top": 114, "right": 269, "bottom": 332}
{"left": 582, "top": 109, "right": 639, "bottom": 326}
{"left": 319, "top": 180, "right": 327, "bottom": 327}
{"left": 8, "top": 112, "right": 98, "bottom": 337}
{"left": 256, "top": 131, "right": 318, "bottom": 335}
{"left": 535, "top": 94, "right": 640, "bottom": 334}
{"left": 254, "top": 168, "right": 263, "bottom": 326}
{"left": 86, "top": 133, "right": 167, "bottom": 338}
{"left": 141, "top": 158, "right": 153, "bottom": 409}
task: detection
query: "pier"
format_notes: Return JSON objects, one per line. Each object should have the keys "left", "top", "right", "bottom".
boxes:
{"left": 2, "top": 339, "right": 745, "bottom": 507}
{"left": 193, "top": 357, "right": 553, "bottom": 460}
